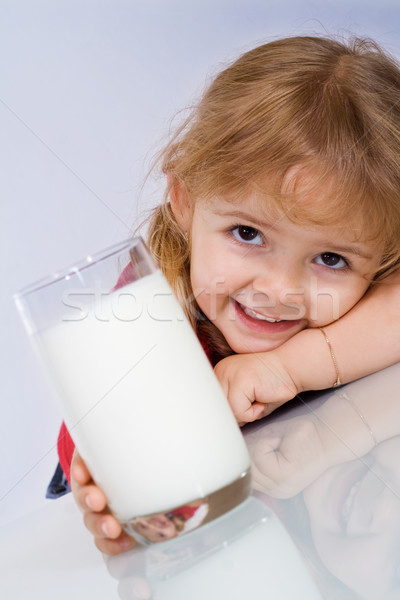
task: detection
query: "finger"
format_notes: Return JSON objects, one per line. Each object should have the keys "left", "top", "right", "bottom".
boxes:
{"left": 248, "top": 401, "right": 267, "bottom": 422}
{"left": 94, "top": 531, "right": 136, "bottom": 556}
{"left": 235, "top": 399, "right": 265, "bottom": 424}
{"left": 71, "top": 451, "right": 92, "bottom": 485}
{"left": 84, "top": 511, "right": 122, "bottom": 539}
{"left": 74, "top": 483, "right": 108, "bottom": 513}
{"left": 226, "top": 388, "right": 254, "bottom": 423}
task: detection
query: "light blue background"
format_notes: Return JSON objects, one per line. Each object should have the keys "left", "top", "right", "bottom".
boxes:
{"left": 2, "top": 0, "right": 400, "bottom": 525}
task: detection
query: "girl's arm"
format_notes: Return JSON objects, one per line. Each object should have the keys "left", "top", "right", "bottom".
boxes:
{"left": 276, "top": 270, "right": 400, "bottom": 394}
{"left": 215, "top": 271, "right": 400, "bottom": 423}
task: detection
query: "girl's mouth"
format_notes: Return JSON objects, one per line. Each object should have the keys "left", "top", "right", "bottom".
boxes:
{"left": 241, "top": 305, "right": 282, "bottom": 322}
{"left": 233, "top": 300, "right": 303, "bottom": 333}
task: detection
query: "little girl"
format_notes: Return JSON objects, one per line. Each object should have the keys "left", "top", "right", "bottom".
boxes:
{"left": 66, "top": 34, "right": 400, "bottom": 554}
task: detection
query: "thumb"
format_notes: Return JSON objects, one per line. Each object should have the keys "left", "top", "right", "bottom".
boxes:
{"left": 71, "top": 450, "right": 92, "bottom": 485}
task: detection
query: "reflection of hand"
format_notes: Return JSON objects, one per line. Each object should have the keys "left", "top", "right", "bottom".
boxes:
{"left": 247, "top": 417, "right": 333, "bottom": 498}
{"left": 246, "top": 365, "right": 400, "bottom": 499}
{"left": 70, "top": 449, "right": 136, "bottom": 555}
{"left": 214, "top": 353, "right": 298, "bottom": 425}
{"left": 117, "top": 576, "right": 152, "bottom": 600}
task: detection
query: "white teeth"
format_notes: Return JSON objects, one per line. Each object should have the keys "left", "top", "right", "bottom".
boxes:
{"left": 242, "top": 306, "right": 281, "bottom": 322}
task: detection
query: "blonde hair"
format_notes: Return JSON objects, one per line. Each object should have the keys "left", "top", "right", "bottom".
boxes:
{"left": 147, "top": 35, "right": 400, "bottom": 353}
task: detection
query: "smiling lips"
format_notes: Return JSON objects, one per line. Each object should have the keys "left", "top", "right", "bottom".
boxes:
{"left": 234, "top": 300, "right": 302, "bottom": 332}
{"left": 241, "top": 304, "right": 282, "bottom": 322}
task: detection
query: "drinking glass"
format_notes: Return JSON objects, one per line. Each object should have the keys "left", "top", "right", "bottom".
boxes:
{"left": 14, "top": 238, "right": 251, "bottom": 544}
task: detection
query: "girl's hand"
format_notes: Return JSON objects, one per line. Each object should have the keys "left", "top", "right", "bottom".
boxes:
{"left": 214, "top": 352, "right": 298, "bottom": 425}
{"left": 70, "top": 450, "right": 136, "bottom": 555}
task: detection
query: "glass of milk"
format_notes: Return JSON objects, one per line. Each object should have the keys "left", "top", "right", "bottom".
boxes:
{"left": 14, "top": 238, "right": 251, "bottom": 544}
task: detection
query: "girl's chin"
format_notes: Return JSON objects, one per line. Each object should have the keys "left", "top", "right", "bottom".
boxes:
{"left": 224, "top": 335, "right": 287, "bottom": 354}
{"left": 222, "top": 322, "right": 306, "bottom": 354}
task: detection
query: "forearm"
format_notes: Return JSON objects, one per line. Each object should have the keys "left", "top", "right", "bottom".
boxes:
{"left": 275, "top": 273, "right": 400, "bottom": 393}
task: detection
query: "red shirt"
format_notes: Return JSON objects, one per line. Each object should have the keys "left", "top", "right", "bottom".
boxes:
{"left": 58, "top": 422, "right": 75, "bottom": 484}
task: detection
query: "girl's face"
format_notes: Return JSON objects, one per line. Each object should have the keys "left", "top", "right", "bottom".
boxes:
{"left": 133, "top": 515, "right": 178, "bottom": 543}
{"left": 302, "top": 437, "right": 400, "bottom": 599}
{"left": 183, "top": 189, "right": 380, "bottom": 353}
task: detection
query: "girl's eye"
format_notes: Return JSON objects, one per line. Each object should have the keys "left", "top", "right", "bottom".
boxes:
{"left": 231, "top": 225, "right": 263, "bottom": 246}
{"left": 315, "top": 252, "right": 348, "bottom": 269}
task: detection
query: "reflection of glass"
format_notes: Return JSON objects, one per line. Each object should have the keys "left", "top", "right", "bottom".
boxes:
{"left": 105, "top": 497, "right": 323, "bottom": 600}
{"left": 14, "top": 238, "right": 251, "bottom": 544}
{"left": 132, "top": 500, "right": 209, "bottom": 544}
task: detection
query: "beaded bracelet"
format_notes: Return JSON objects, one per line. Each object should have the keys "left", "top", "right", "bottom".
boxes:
{"left": 319, "top": 327, "right": 341, "bottom": 387}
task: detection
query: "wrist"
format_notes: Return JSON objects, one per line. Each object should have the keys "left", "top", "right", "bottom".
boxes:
{"left": 318, "top": 327, "right": 341, "bottom": 387}
{"left": 274, "top": 328, "right": 341, "bottom": 393}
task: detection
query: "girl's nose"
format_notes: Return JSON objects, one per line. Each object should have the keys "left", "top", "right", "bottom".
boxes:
{"left": 252, "top": 268, "right": 306, "bottom": 316}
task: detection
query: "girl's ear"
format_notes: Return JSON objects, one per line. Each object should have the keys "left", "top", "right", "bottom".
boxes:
{"left": 168, "top": 174, "right": 192, "bottom": 232}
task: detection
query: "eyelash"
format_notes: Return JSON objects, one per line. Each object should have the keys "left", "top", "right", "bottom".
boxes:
{"left": 314, "top": 253, "right": 351, "bottom": 271}
{"left": 228, "top": 225, "right": 264, "bottom": 246}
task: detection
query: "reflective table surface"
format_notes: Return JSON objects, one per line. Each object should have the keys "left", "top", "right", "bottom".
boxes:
{"left": 2, "top": 363, "right": 400, "bottom": 599}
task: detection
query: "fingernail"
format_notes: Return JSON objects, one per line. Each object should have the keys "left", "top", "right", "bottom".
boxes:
{"left": 101, "top": 521, "right": 110, "bottom": 537}
{"left": 85, "top": 495, "right": 94, "bottom": 510}
{"left": 120, "top": 536, "right": 134, "bottom": 549}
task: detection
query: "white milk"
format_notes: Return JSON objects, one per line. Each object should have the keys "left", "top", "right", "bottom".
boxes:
{"left": 38, "top": 270, "right": 250, "bottom": 521}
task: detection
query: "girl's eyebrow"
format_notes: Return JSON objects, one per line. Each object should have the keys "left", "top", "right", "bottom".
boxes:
{"left": 328, "top": 244, "right": 373, "bottom": 260}
{"left": 212, "top": 208, "right": 275, "bottom": 230}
